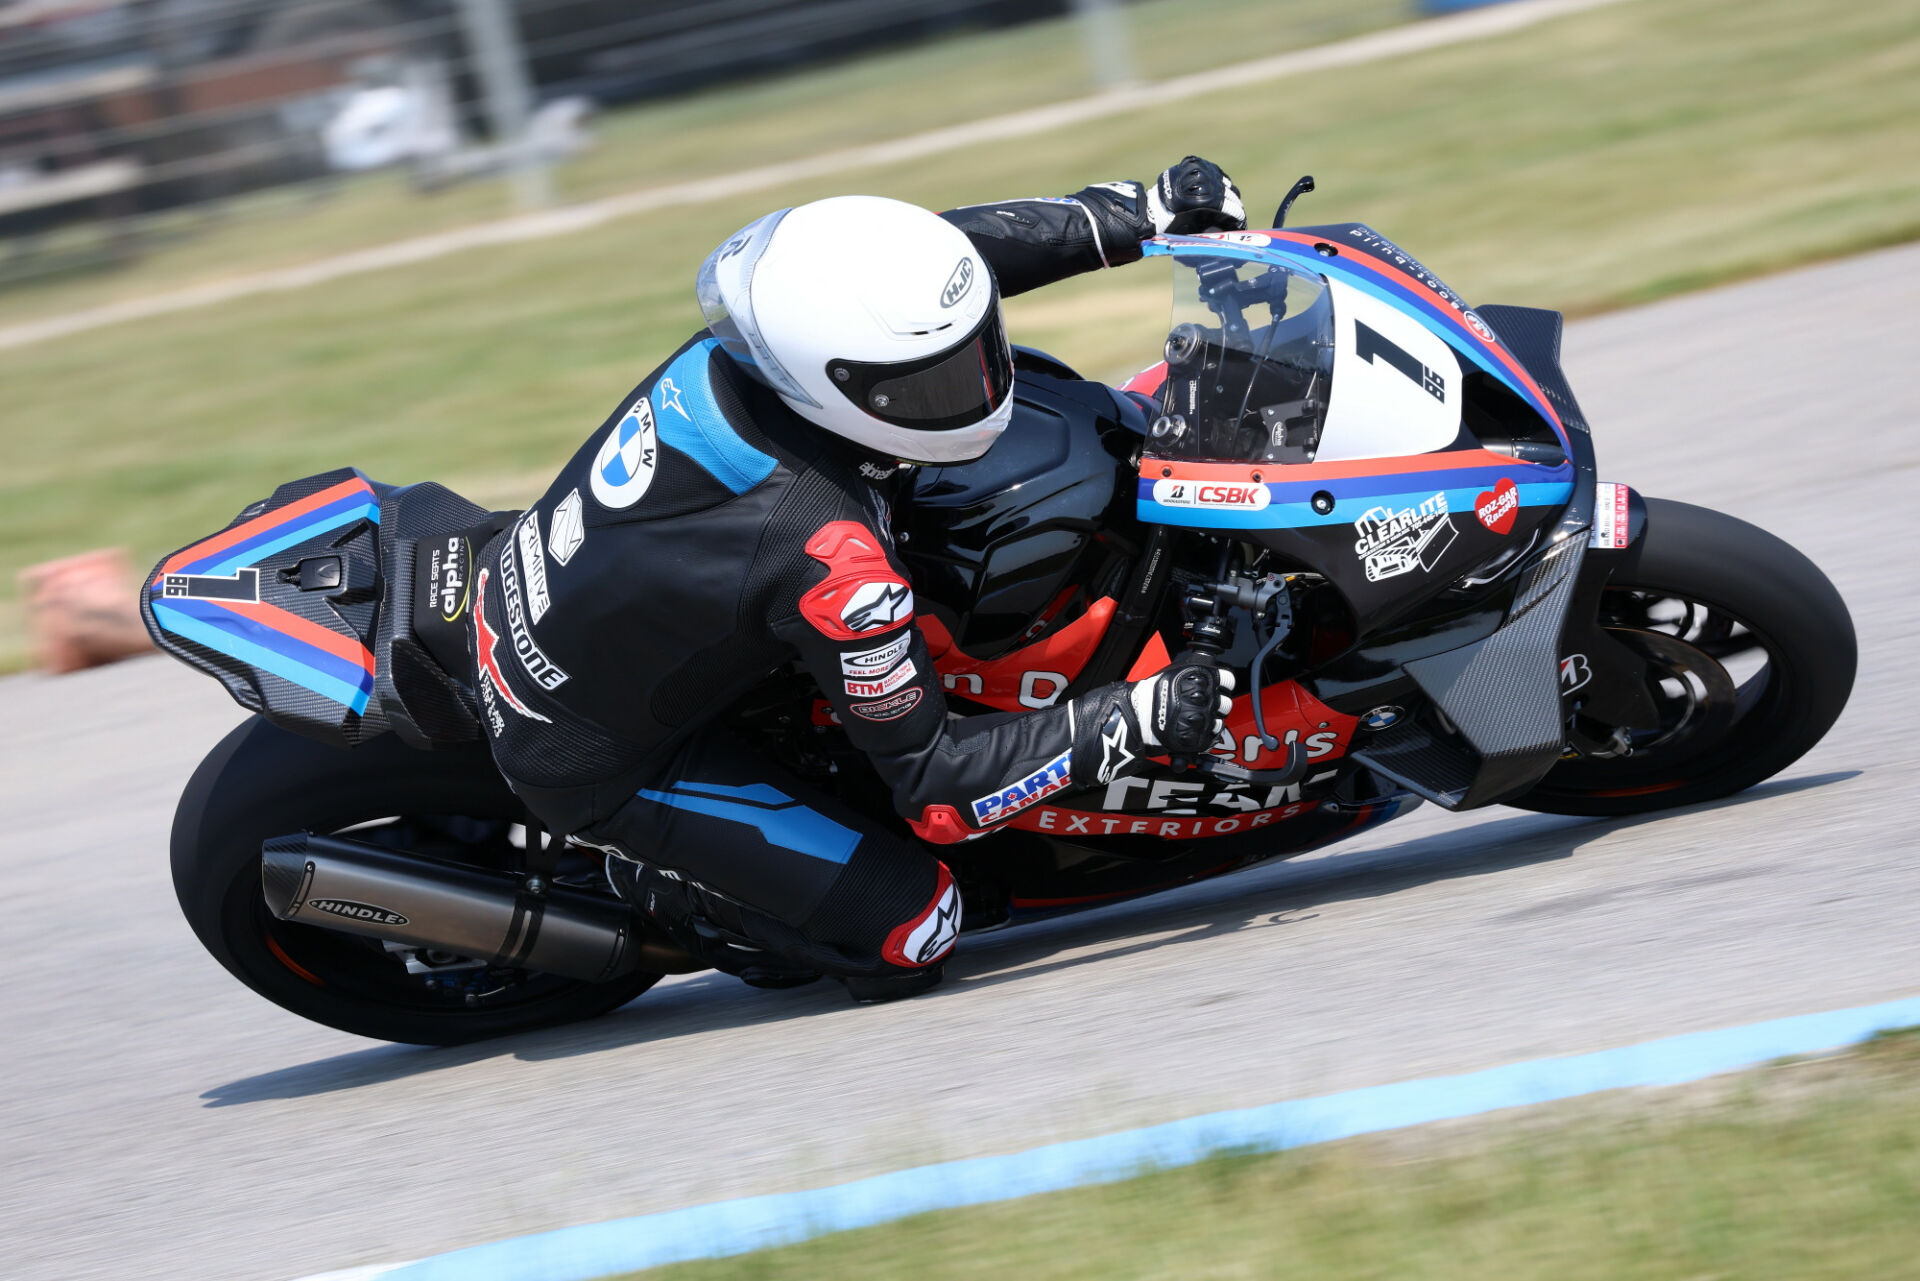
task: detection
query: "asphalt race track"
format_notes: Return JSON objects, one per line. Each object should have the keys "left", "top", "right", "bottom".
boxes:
{"left": 5, "top": 245, "right": 1917, "bottom": 1281}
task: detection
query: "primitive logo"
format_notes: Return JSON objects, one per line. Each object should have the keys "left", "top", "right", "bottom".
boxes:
{"left": 426, "top": 536, "right": 471, "bottom": 623}
{"left": 514, "top": 512, "right": 552, "bottom": 624}
{"left": 307, "top": 897, "right": 409, "bottom": 927}
{"left": 1353, "top": 492, "right": 1458, "bottom": 583}
{"left": 941, "top": 258, "right": 974, "bottom": 308}
{"left": 162, "top": 568, "right": 260, "bottom": 603}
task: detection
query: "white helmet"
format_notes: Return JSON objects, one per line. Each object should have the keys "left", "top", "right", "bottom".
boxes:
{"left": 696, "top": 195, "right": 1015, "bottom": 465}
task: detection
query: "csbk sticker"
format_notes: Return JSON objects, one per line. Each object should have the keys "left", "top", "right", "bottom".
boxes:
{"left": 850, "top": 687, "right": 922, "bottom": 722}
{"left": 971, "top": 749, "right": 1073, "bottom": 825}
{"left": 845, "top": 658, "right": 916, "bottom": 699}
{"left": 1151, "top": 478, "right": 1271, "bottom": 511}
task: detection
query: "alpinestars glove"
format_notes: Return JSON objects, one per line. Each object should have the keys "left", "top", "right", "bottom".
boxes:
{"left": 1146, "top": 156, "right": 1248, "bottom": 236}
{"left": 1074, "top": 663, "right": 1237, "bottom": 788}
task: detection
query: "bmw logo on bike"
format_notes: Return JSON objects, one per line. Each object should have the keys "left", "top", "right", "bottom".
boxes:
{"left": 1360, "top": 705, "right": 1403, "bottom": 732}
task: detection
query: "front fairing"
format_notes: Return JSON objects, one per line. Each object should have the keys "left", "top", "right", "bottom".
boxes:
{"left": 1131, "top": 228, "right": 1584, "bottom": 638}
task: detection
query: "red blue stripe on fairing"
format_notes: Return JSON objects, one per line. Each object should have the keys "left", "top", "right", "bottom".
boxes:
{"left": 1144, "top": 232, "right": 1567, "bottom": 445}
{"left": 148, "top": 475, "right": 380, "bottom": 713}
{"left": 156, "top": 476, "right": 380, "bottom": 579}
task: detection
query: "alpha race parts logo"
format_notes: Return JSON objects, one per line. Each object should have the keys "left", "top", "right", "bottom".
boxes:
{"left": 971, "top": 750, "right": 1073, "bottom": 825}
{"left": 590, "top": 393, "right": 658, "bottom": 510}
{"left": 1353, "top": 491, "right": 1458, "bottom": 582}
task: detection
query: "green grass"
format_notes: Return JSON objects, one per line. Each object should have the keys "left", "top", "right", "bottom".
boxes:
{"left": 623, "top": 1029, "right": 1920, "bottom": 1281}
{"left": 0, "top": 0, "right": 1407, "bottom": 329}
{"left": 3, "top": 0, "right": 1918, "bottom": 669}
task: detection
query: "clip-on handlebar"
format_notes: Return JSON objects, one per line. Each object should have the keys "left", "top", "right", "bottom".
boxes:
{"left": 1167, "top": 564, "right": 1306, "bottom": 788}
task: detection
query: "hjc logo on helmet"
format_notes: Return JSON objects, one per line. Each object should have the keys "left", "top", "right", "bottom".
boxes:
{"left": 941, "top": 258, "right": 974, "bottom": 308}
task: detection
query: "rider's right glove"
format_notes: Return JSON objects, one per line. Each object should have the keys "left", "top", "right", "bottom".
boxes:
{"left": 1083, "top": 662, "right": 1235, "bottom": 786}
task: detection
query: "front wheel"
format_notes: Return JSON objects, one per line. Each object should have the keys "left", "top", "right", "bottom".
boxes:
{"left": 1509, "top": 498, "right": 1854, "bottom": 818}
{"left": 173, "top": 717, "right": 661, "bottom": 1045}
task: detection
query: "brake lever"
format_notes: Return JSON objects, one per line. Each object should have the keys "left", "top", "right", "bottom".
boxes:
{"left": 1191, "top": 743, "right": 1307, "bottom": 789}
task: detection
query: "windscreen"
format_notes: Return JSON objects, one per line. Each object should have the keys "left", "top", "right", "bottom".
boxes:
{"left": 1148, "top": 252, "right": 1336, "bottom": 464}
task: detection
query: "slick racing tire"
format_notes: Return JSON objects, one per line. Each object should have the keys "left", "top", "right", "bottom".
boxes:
{"left": 1510, "top": 498, "right": 1854, "bottom": 818}
{"left": 173, "top": 716, "right": 661, "bottom": 1045}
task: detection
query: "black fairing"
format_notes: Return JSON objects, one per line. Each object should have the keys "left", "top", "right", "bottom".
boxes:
{"left": 897, "top": 350, "right": 1147, "bottom": 658}
{"left": 1323, "top": 303, "right": 1599, "bottom": 810}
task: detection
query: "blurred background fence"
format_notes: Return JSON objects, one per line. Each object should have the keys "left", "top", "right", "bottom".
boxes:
{"left": 4, "top": 0, "right": 1915, "bottom": 673}
{"left": 0, "top": 0, "right": 1128, "bottom": 286}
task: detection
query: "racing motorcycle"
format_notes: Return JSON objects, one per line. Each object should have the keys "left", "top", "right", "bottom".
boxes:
{"left": 146, "top": 180, "right": 1855, "bottom": 1044}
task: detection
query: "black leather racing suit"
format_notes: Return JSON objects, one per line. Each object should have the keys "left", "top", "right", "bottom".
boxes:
{"left": 458, "top": 181, "right": 1163, "bottom": 984}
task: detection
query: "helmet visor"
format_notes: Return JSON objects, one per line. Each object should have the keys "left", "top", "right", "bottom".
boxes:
{"left": 826, "top": 303, "right": 1014, "bottom": 433}
{"left": 696, "top": 208, "right": 820, "bottom": 408}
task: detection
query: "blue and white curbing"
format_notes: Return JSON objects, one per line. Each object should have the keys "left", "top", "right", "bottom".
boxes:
{"left": 305, "top": 995, "right": 1920, "bottom": 1281}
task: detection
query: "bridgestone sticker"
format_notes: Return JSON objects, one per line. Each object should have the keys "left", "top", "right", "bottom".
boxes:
{"left": 841, "top": 634, "right": 910, "bottom": 678}
{"left": 500, "top": 543, "right": 568, "bottom": 691}
{"left": 1353, "top": 492, "right": 1458, "bottom": 582}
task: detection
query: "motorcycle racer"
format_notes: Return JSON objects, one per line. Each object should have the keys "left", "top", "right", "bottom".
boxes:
{"left": 440, "top": 158, "right": 1247, "bottom": 1001}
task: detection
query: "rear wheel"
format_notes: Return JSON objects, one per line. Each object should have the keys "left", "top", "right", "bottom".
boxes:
{"left": 173, "top": 717, "right": 661, "bottom": 1045}
{"left": 1509, "top": 498, "right": 1854, "bottom": 818}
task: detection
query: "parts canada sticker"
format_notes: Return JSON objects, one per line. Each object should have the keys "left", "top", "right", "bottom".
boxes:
{"left": 1591, "top": 482, "right": 1634, "bottom": 549}
{"left": 548, "top": 488, "right": 585, "bottom": 566}
{"left": 1353, "top": 492, "right": 1458, "bottom": 582}
{"left": 590, "top": 394, "right": 658, "bottom": 510}
{"left": 1151, "top": 478, "right": 1271, "bottom": 512}
{"left": 1474, "top": 477, "right": 1520, "bottom": 536}
{"left": 971, "top": 750, "right": 1073, "bottom": 826}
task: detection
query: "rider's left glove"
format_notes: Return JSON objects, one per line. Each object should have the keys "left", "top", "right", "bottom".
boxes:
{"left": 1147, "top": 156, "right": 1248, "bottom": 236}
